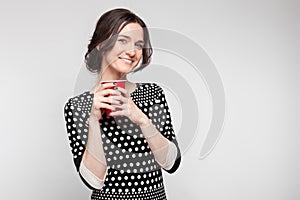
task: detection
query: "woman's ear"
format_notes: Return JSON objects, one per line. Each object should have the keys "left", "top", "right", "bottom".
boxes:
{"left": 96, "top": 44, "right": 100, "bottom": 51}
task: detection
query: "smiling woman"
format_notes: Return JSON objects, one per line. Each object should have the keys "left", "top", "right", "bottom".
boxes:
{"left": 63, "top": 8, "right": 181, "bottom": 200}
{"left": 100, "top": 23, "right": 145, "bottom": 77}
{"left": 84, "top": 8, "right": 152, "bottom": 75}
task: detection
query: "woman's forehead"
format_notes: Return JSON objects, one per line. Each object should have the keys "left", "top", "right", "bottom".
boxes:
{"left": 118, "top": 22, "right": 144, "bottom": 39}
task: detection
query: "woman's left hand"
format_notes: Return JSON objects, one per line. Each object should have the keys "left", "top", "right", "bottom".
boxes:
{"left": 108, "top": 87, "right": 149, "bottom": 126}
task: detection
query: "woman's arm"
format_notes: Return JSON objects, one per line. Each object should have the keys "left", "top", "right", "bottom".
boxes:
{"left": 137, "top": 84, "right": 181, "bottom": 173}
{"left": 80, "top": 114, "right": 107, "bottom": 189}
{"left": 64, "top": 92, "right": 108, "bottom": 190}
{"left": 139, "top": 120, "right": 178, "bottom": 170}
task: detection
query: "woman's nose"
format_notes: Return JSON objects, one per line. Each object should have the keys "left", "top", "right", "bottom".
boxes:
{"left": 125, "top": 46, "right": 136, "bottom": 57}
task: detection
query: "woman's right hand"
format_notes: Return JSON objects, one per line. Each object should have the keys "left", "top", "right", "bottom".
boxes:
{"left": 90, "top": 82, "right": 122, "bottom": 121}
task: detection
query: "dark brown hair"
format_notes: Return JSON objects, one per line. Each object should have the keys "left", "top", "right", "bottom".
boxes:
{"left": 84, "top": 8, "right": 153, "bottom": 74}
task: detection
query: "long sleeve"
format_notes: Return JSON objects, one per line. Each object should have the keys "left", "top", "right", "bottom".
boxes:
{"left": 63, "top": 91, "right": 107, "bottom": 190}
{"left": 144, "top": 83, "right": 181, "bottom": 173}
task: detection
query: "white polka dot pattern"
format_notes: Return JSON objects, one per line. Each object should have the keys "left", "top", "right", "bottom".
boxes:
{"left": 64, "top": 91, "right": 93, "bottom": 170}
{"left": 63, "top": 83, "right": 181, "bottom": 200}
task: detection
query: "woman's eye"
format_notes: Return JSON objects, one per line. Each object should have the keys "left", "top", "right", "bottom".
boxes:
{"left": 136, "top": 44, "right": 144, "bottom": 49}
{"left": 118, "top": 39, "right": 127, "bottom": 44}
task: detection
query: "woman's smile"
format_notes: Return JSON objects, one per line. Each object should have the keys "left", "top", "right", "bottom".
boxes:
{"left": 118, "top": 57, "right": 134, "bottom": 65}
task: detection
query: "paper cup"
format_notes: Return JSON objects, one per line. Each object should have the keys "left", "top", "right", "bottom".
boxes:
{"left": 100, "top": 80, "right": 126, "bottom": 116}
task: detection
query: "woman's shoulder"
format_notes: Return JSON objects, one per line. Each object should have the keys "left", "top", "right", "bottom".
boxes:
{"left": 137, "top": 82, "right": 163, "bottom": 91}
{"left": 136, "top": 82, "right": 165, "bottom": 100}
{"left": 64, "top": 91, "right": 94, "bottom": 111}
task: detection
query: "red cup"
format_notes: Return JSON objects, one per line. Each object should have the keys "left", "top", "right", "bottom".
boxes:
{"left": 100, "top": 80, "right": 126, "bottom": 116}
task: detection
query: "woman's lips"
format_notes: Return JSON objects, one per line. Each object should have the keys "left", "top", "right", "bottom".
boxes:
{"left": 119, "top": 57, "right": 134, "bottom": 65}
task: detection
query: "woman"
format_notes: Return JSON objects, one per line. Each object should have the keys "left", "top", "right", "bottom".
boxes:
{"left": 64, "top": 8, "right": 181, "bottom": 200}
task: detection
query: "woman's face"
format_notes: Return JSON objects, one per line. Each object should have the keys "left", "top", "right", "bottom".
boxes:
{"left": 101, "top": 22, "right": 144, "bottom": 75}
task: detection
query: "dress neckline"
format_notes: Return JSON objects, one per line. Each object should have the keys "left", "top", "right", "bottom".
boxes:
{"left": 130, "top": 82, "right": 141, "bottom": 96}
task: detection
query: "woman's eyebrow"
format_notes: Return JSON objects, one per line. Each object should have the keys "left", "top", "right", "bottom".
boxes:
{"left": 118, "top": 34, "right": 144, "bottom": 43}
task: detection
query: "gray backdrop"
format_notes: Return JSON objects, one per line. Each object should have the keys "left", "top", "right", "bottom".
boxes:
{"left": 0, "top": 0, "right": 299, "bottom": 199}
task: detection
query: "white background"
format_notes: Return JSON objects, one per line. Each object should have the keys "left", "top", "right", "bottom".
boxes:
{"left": 0, "top": 0, "right": 299, "bottom": 199}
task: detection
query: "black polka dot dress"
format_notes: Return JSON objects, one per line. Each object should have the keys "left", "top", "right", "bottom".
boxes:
{"left": 64, "top": 82, "right": 181, "bottom": 200}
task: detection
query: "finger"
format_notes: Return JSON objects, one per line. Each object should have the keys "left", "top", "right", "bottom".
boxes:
{"left": 94, "top": 102, "right": 115, "bottom": 111}
{"left": 117, "top": 95, "right": 129, "bottom": 105}
{"left": 108, "top": 95, "right": 128, "bottom": 106}
{"left": 112, "top": 103, "right": 130, "bottom": 114}
{"left": 94, "top": 94, "right": 122, "bottom": 107}
{"left": 101, "top": 82, "right": 116, "bottom": 90}
{"left": 112, "top": 103, "right": 124, "bottom": 110}
{"left": 109, "top": 109, "right": 126, "bottom": 117}
{"left": 102, "top": 96, "right": 122, "bottom": 106}
{"left": 99, "top": 89, "right": 121, "bottom": 97}
{"left": 95, "top": 82, "right": 115, "bottom": 93}
{"left": 110, "top": 95, "right": 125, "bottom": 105}
{"left": 117, "top": 87, "right": 130, "bottom": 98}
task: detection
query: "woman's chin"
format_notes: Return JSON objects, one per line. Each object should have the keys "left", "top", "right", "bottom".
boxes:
{"left": 117, "top": 66, "right": 135, "bottom": 74}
